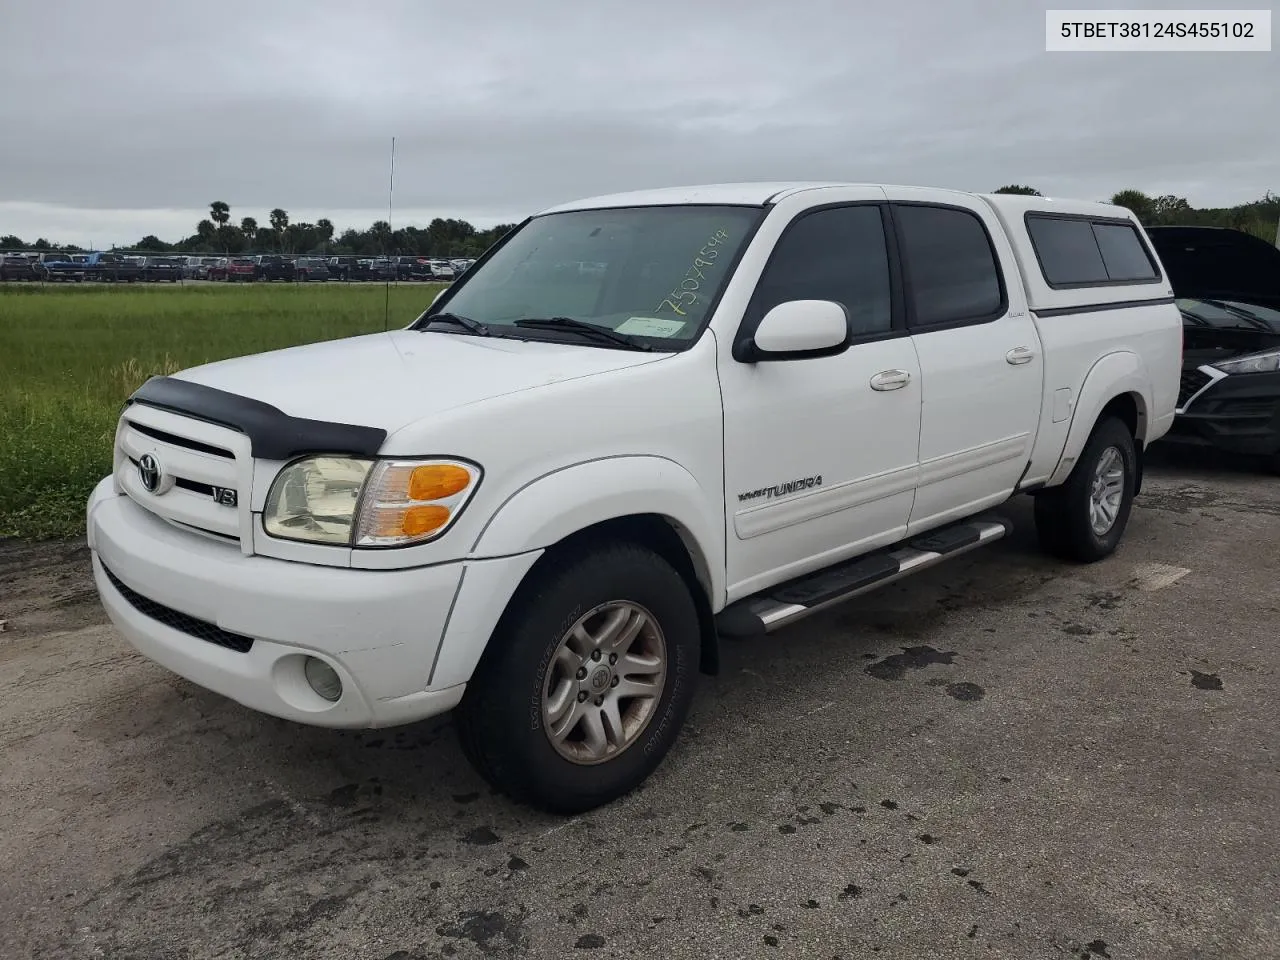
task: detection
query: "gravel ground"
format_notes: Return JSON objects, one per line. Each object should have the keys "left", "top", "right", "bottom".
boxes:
{"left": 1, "top": 445, "right": 1276, "bottom": 960}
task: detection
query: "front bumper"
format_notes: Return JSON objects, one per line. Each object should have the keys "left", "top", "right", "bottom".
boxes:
{"left": 1169, "top": 367, "right": 1280, "bottom": 457}
{"left": 88, "top": 477, "right": 470, "bottom": 728}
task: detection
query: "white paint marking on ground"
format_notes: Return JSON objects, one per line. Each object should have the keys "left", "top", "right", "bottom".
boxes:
{"left": 1128, "top": 562, "right": 1192, "bottom": 592}
{"left": 800, "top": 701, "right": 837, "bottom": 719}
{"left": 540, "top": 816, "right": 582, "bottom": 838}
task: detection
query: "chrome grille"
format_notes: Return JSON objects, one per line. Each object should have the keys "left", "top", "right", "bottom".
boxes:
{"left": 114, "top": 405, "right": 253, "bottom": 545}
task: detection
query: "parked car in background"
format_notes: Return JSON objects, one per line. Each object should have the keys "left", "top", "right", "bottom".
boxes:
{"left": 0, "top": 254, "right": 37, "bottom": 280}
{"left": 394, "top": 256, "right": 431, "bottom": 281}
{"left": 253, "top": 255, "right": 296, "bottom": 282}
{"left": 1145, "top": 225, "right": 1280, "bottom": 473}
{"left": 366, "top": 258, "right": 397, "bottom": 281}
{"left": 427, "top": 259, "right": 455, "bottom": 280}
{"left": 223, "top": 258, "right": 257, "bottom": 282}
{"left": 326, "top": 256, "right": 371, "bottom": 281}
{"left": 141, "top": 257, "right": 183, "bottom": 282}
{"left": 294, "top": 257, "right": 330, "bottom": 281}
{"left": 95, "top": 253, "right": 143, "bottom": 283}
{"left": 33, "top": 252, "right": 83, "bottom": 282}
{"left": 450, "top": 258, "right": 473, "bottom": 277}
{"left": 183, "top": 257, "right": 221, "bottom": 280}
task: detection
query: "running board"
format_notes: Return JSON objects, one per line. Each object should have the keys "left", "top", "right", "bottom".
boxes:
{"left": 715, "top": 517, "right": 1012, "bottom": 638}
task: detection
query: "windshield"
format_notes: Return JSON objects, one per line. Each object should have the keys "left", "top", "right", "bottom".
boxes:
{"left": 1178, "top": 297, "right": 1280, "bottom": 331}
{"left": 422, "top": 204, "right": 762, "bottom": 345}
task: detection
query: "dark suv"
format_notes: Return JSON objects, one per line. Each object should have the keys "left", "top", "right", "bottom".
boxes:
{"left": 141, "top": 257, "right": 183, "bottom": 282}
{"left": 1, "top": 254, "right": 37, "bottom": 281}
{"left": 254, "top": 255, "right": 296, "bottom": 282}
{"left": 326, "top": 256, "right": 370, "bottom": 281}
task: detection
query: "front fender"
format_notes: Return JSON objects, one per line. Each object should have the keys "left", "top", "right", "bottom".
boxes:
{"left": 469, "top": 455, "right": 725, "bottom": 603}
{"left": 1046, "top": 351, "right": 1152, "bottom": 486}
{"left": 426, "top": 456, "right": 726, "bottom": 691}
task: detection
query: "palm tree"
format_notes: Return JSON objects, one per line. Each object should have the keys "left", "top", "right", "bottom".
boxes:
{"left": 316, "top": 218, "right": 334, "bottom": 253}
{"left": 210, "top": 201, "right": 230, "bottom": 227}
{"left": 269, "top": 208, "right": 289, "bottom": 252}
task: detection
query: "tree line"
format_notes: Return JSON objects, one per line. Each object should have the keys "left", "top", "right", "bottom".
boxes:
{"left": 2, "top": 200, "right": 518, "bottom": 258}
{"left": 4, "top": 188, "right": 1276, "bottom": 256}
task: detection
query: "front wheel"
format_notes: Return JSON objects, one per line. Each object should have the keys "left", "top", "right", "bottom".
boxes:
{"left": 455, "top": 542, "right": 699, "bottom": 814}
{"left": 1034, "top": 416, "right": 1137, "bottom": 562}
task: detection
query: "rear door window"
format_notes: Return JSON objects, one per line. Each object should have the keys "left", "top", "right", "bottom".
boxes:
{"left": 894, "top": 204, "right": 1005, "bottom": 327}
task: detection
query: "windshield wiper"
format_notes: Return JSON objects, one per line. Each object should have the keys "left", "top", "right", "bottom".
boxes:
{"left": 1201, "top": 299, "right": 1274, "bottom": 332}
{"left": 513, "top": 316, "right": 652, "bottom": 351}
{"left": 419, "top": 312, "right": 492, "bottom": 336}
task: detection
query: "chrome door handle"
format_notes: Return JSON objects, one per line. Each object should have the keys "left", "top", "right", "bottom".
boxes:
{"left": 1006, "top": 346, "right": 1035, "bottom": 365}
{"left": 870, "top": 369, "right": 911, "bottom": 391}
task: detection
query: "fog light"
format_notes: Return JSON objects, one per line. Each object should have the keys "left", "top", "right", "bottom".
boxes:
{"left": 304, "top": 657, "right": 342, "bottom": 702}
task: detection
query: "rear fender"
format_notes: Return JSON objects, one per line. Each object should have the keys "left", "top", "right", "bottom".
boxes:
{"left": 1046, "top": 351, "right": 1152, "bottom": 486}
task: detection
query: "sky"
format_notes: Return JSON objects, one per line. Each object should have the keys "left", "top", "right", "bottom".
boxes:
{"left": 0, "top": 0, "right": 1276, "bottom": 247}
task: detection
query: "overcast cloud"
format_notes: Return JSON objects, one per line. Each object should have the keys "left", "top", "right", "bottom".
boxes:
{"left": 1, "top": 0, "right": 1276, "bottom": 246}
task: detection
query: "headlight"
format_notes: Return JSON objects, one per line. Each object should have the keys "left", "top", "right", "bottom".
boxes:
{"left": 263, "top": 456, "right": 371, "bottom": 544}
{"left": 1211, "top": 349, "right": 1280, "bottom": 375}
{"left": 262, "top": 456, "right": 480, "bottom": 547}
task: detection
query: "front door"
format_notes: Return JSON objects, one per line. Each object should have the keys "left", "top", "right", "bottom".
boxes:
{"left": 717, "top": 198, "right": 923, "bottom": 601}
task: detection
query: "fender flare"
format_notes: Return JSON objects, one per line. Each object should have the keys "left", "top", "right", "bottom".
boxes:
{"left": 469, "top": 455, "right": 725, "bottom": 599}
{"left": 428, "top": 456, "right": 726, "bottom": 690}
{"left": 1046, "top": 351, "right": 1152, "bottom": 486}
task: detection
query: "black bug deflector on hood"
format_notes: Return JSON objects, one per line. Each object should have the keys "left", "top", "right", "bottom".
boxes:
{"left": 126, "top": 376, "right": 389, "bottom": 460}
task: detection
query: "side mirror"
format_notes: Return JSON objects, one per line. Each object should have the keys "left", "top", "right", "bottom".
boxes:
{"left": 739, "top": 299, "right": 850, "bottom": 362}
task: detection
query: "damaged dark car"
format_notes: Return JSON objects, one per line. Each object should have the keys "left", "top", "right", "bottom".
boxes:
{"left": 1147, "top": 225, "right": 1280, "bottom": 473}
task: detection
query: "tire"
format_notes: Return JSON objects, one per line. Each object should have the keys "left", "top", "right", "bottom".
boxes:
{"left": 1034, "top": 416, "right": 1137, "bottom": 563}
{"left": 455, "top": 541, "right": 700, "bottom": 814}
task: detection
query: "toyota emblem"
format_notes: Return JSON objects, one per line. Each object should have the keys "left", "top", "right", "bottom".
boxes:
{"left": 138, "top": 453, "right": 162, "bottom": 493}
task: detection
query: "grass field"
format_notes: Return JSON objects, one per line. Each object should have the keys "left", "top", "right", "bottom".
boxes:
{"left": 0, "top": 283, "right": 444, "bottom": 539}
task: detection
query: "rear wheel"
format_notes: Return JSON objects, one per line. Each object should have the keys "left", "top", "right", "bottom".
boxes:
{"left": 455, "top": 542, "right": 699, "bottom": 814}
{"left": 1034, "top": 416, "right": 1137, "bottom": 562}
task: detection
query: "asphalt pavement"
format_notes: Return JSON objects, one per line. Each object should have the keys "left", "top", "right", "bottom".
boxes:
{"left": 1, "top": 445, "right": 1276, "bottom": 960}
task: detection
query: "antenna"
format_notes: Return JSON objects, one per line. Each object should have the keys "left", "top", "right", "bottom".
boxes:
{"left": 384, "top": 135, "right": 396, "bottom": 332}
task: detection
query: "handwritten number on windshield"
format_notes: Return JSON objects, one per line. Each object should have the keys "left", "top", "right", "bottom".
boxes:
{"left": 658, "top": 228, "right": 730, "bottom": 317}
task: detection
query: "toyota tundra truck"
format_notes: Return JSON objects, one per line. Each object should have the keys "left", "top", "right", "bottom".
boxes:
{"left": 87, "top": 183, "right": 1182, "bottom": 813}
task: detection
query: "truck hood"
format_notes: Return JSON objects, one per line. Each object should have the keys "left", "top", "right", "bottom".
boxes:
{"left": 170, "top": 329, "right": 666, "bottom": 437}
{"left": 1146, "top": 226, "right": 1280, "bottom": 365}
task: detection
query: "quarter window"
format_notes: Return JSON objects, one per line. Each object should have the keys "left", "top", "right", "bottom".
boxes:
{"left": 894, "top": 205, "right": 1004, "bottom": 326}
{"left": 751, "top": 205, "right": 892, "bottom": 337}
{"left": 1026, "top": 215, "right": 1160, "bottom": 286}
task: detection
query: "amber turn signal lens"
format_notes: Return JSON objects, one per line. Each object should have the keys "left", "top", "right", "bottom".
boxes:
{"left": 408, "top": 464, "right": 472, "bottom": 501}
{"left": 401, "top": 504, "right": 450, "bottom": 536}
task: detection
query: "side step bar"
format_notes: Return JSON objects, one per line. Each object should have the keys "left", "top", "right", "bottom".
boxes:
{"left": 715, "top": 517, "right": 1012, "bottom": 638}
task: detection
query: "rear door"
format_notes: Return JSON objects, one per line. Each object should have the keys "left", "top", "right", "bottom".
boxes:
{"left": 888, "top": 190, "right": 1044, "bottom": 534}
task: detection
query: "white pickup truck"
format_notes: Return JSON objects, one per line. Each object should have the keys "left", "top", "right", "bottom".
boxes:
{"left": 87, "top": 182, "right": 1182, "bottom": 813}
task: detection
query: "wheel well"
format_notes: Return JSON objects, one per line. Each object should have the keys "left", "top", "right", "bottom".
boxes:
{"left": 536, "top": 514, "right": 720, "bottom": 676}
{"left": 1098, "top": 392, "right": 1146, "bottom": 494}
